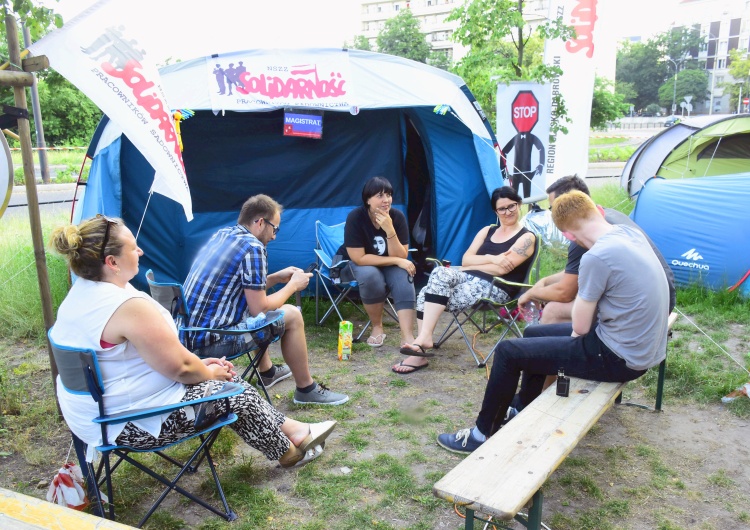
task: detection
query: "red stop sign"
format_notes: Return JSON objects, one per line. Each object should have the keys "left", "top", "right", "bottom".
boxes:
{"left": 511, "top": 91, "right": 539, "bottom": 133}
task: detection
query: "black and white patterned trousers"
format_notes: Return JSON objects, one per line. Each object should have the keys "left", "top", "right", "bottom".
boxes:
{"left": 416, "top": 267, "right": 510, "bottom": 318}
{"left": 115, "top": 376, "right": 289, "bottom": 461}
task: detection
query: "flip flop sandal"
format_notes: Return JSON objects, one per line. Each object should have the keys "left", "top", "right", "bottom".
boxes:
{"left": 398, "top": 344, "right": 435, "bottom": 358}
{"left": 366, "top": 333, "right": 386, "bottom": 347}
{"left": 391, "top": 360, "right": 429, "bottom": 374}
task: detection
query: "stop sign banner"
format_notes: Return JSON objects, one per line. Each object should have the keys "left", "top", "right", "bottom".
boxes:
{"left": 496, "top": 81, "right": 551, "bottom": 200}
{"left": 511, "top": 91, "right": 540, "bottom": 133}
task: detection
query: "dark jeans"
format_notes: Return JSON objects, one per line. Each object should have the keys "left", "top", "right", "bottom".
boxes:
{"left": 475, "top": 323, "right": 646, "bottom": 436}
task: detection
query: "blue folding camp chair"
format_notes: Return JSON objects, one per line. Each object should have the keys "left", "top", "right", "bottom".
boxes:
{"left": 432, "top": 235, "right": 541, "bottom": 367}
{"left": 146, "top": 269, "right": 283, "bottom": 402}
{"left": 313, "top": 221, "right": 398, "bottom": 342}
{"left": 49, "top": 329, "right": 244, "bottom": 527}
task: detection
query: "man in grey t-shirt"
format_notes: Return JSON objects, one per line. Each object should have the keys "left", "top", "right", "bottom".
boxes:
{"left": 436, "top": 191, "right": 669, "bottom": 454}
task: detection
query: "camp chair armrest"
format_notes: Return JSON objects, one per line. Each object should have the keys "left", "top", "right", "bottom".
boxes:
{"left": 93, "top": 382, "right": 244, "bottom": 424}
{"left": 426, "top": 257, "right": 450, "bottom": 267}
{"left": 489, "top": 275, "right": 533, "bottom": 290}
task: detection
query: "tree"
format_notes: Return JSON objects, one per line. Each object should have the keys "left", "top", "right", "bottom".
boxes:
{"left": 35, "top": 71, "right": 101, "bottom": 145}
{"left": 590, "top": 76, "right": 629, "bottom": 130}
{"left": 615, "top": 40, "right": 665, "bottom": 111}
{"left": 446, "top": 0, "right": 574, "bottom": 133}
{"left": 0, "top": 1, "right": 93, "bottom": 146}
{"left": 345, "top": 35, "right": 372, "bottom": 52}
{"left": 376, "top": 9, "right": 431, "bottom": 63}
{"left": 616, "top": 27, "right": 704, "bottom": 113}
{"left": 657, "top": 68, "right": 708, "bottom": 110}
{"left": 427, "top": 50, "right": 451, "bottom": 71}
{"left": 725, "top": 49, "right": 750, "bottom": 110}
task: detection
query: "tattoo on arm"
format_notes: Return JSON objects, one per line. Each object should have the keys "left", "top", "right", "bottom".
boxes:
{"left": 511, "top": 236, "right": 533, "bottom": 257}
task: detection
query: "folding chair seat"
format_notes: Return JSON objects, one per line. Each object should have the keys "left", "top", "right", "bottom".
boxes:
{"left": 313, "top": 221, "right": 397, "bottom": 342}
{"left": 146, "top": 269, "right": 283, "bottom": 402}
{"left": 49, "top": 329, "right": 244, "bottom": 527}
{"left": 433, "top": 236, "right": 542, "bottom": 367}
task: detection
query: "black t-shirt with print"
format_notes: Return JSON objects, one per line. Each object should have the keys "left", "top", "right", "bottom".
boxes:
{"left": 338, "top": 205, "right": 409, "bottom": 259}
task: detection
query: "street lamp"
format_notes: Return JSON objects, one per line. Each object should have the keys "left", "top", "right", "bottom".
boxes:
{"left": 664, "top": 56, "right": 678, "bottom": 116}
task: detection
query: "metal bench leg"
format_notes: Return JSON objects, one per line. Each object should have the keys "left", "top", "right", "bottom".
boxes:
{"left": 514, "top": 489, "right": 543, "bottom": 530}
{"left": 655, "top": 358, "right": 666, "bottom": 411}
{"left": 464, "top": 508, "right": 475, "bottom": 530}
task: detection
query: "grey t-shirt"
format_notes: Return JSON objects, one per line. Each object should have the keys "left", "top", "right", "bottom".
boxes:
{"left": 565, "top": 208, "right": 676, "bottom": 313}
{"left": 578, "top": 225, "right": 669, "bottom": 370}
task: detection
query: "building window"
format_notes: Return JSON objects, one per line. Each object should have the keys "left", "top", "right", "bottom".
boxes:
{"left": 717, "top": 58, "right": 726, "bottom": 69}
{"left": 395, "top": 4, "right": 400, "bottom": 11}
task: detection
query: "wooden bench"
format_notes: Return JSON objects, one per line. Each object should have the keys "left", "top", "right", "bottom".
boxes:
{"left": 433, "top": 312, "right": 678, "bottom": 529}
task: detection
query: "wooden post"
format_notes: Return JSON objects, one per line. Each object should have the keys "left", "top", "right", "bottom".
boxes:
{"left": 4, "top": 14, "right": 59, "bottom": 392}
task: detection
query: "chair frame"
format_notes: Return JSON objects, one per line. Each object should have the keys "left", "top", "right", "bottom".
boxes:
{"left": 146, "top": 269, "right": 282, "bottom": 402}
{"left": 49, "top": 331, "right": 244, "bottom": 527}
{"left": 433, "top": 236, "right": 542, "bottom": 367}
{"left": 312, "top": 221, "right": 398, "bottom": 342}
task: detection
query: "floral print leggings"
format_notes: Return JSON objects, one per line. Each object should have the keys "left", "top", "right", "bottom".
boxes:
{"left": 115, "top": 376, "right": 289, "bottom": 461}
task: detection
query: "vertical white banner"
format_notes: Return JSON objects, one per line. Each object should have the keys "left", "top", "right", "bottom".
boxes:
{"left": 544, "top": 0, "right": 599, "bottom": 186}
{"left": 497, "top": 82, "right": 551, "bottom": 200}
{"left": 29, "top": 0, "right": 193, "bottom": 221}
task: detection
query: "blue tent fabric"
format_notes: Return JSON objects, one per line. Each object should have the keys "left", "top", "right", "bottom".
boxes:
{"left": 77, "top": 50, "right": 502, "bottom": 291}
{"left": 631, "top": 174, "right": 750, "bottom": 295}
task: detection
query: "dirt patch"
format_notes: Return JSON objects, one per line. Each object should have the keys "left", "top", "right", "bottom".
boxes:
{"left": 1, "top": 318, "right": 749, "bottom": 529}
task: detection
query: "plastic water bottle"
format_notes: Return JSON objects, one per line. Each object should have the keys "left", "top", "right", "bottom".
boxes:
{"left": 528, "top": 302, "right": 540, "bottom": 325}
{"left": 338, "top": 321, "right": 353, "bottom": 361}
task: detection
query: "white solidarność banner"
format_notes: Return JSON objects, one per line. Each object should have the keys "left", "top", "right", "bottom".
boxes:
{"left": 497, "top": 81, "right": 551, "bottom": 201}
{"left": 29, "top": 0, "right": 193, "bottom": 221}
{"left": 543, "top": 0, "right": 599, "bottom": 185}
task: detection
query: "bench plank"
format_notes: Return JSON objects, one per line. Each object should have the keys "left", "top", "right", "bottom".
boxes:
{"left": 433, "top": 378, "right": 625, "bottom": 521}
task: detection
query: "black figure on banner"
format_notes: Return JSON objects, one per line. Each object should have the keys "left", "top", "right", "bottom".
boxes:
{"left": 500, "top": 90, "right": 545, "bottom": 199}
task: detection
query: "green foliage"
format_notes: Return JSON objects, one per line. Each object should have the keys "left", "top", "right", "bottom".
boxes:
{"left": 657, "top": 68, "right": 708, "bottom": 109}
{"left": 616, "top": 27, "right": 704, "bottom": 113}
{"left": 724, "top": 49, "right": 750, "bottom": 107}
{"left": 427, "top": 50, "right": 451, "bottom": 71}
{"left": 34, "top": 71, "right": 102, "bottom": 145}
{"left": 615, "top": 40, "right": 665, "bottom": 111}
{"left": 590, "top": 76, "right": 629, "bottom": 130}
{"left": 447, "top": 0, "right": 574, "bottom": 131}
{"left": 346, "top": 35, "right": 372, "bottom": 52}
{"left": 0, "top": 0, "right": 62, "bottom": 38}
{"left": 376, "top": 9, "right": 430, "bottom": 63}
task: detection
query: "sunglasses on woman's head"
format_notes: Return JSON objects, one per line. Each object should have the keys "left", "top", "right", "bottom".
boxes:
{"left": 96, "top": 214, "right": 118, "bottom": 263}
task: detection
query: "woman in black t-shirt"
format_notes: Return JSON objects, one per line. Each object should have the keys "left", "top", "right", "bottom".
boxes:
{"left": 340, "top": 177, "right": 416, "bottom": 349}
{"left": 394, "top": 186, "right": 536, "bottom": 374}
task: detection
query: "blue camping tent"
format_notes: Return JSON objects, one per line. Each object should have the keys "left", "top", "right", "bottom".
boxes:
{"left": 631, "top": 174, "right": 750, "bottom": 295}
{"left": 75, "top": 49, "right": 502, "bottom": 289}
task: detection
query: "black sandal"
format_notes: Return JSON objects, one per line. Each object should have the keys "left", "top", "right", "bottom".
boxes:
{"left": 399, "top": 344, "right": 435, "bottom": 358}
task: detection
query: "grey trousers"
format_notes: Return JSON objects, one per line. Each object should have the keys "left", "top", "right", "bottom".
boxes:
{"left": 344, "top": 262, "right": 416, "bottom": 311}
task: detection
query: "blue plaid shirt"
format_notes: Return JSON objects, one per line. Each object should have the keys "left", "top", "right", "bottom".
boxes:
{"left": 181, "top": 224, "right": 267, "bottom": 350}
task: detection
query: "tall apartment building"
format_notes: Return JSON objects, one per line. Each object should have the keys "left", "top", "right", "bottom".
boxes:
{"left": 674, "top": 0, "right": 750, "bottom": 113}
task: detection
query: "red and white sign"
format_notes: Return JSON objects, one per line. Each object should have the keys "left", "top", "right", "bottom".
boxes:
{"left": 743, "top": 97, "right": 749, "bottom": 105}
{"left": 543, "top": 0, "right": 600, "bottom": 186}
{"left": 511, "top": 91, "right": 539, "bottom": 133}
{"left": 29, "top": 0, "right": 193, "bottom": 221}
{"left": 207, "top": 50, "right": 353, "bottom": 112}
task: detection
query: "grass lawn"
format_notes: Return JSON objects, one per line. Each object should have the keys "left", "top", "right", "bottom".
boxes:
{"left": 1, "top": 186, "right": 749, "bottom": 529}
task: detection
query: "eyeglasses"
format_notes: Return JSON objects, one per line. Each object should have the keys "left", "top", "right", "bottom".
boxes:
{"left": 96, "top": 214, "right": 117, "bottom": 263}
{"left": 263, "top": 218, "right": 280, "bottom": 235}
{"left": 495, "top": 203, "right": 519, "bottom": 215}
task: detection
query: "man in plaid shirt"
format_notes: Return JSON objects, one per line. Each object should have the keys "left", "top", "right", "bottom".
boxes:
{"left": 182, "top": 194, "right": 349, "bottom": 406}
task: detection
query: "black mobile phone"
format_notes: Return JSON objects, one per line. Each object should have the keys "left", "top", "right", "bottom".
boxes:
{"left": 304, "top": 263, "right": 317, "bottom": 274}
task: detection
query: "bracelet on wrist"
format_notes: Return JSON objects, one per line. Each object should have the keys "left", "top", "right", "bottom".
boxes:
{"left": 387, "top": 233, "right": 397, "bottom": 239}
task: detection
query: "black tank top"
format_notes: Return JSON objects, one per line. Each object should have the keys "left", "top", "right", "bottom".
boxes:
{"left": 465, "top": 226, "right": 532, "bottom": 298}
